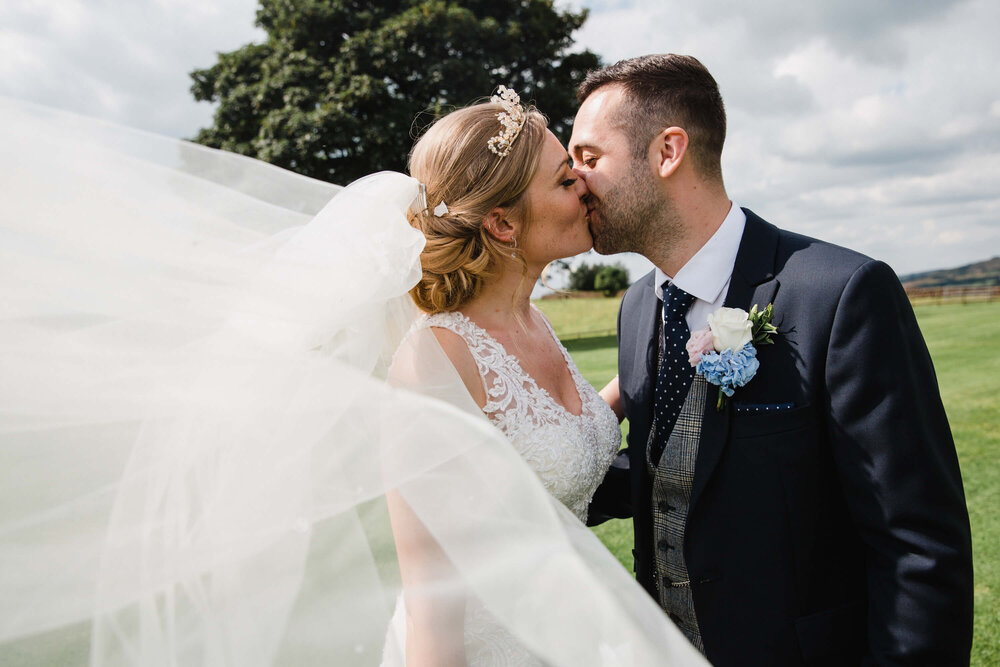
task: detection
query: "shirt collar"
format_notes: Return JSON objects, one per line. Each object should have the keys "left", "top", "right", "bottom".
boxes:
{"left": 654, "top": 202, "right": 746, "bottom": 302}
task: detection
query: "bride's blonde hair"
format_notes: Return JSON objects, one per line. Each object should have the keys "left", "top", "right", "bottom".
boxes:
{"left": 407, "top": 102, "right": 548, "bottom": 314}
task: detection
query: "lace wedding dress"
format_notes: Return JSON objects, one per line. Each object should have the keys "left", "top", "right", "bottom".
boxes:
{"left": 381, "top": 309, "right": 621, "bottom": 665}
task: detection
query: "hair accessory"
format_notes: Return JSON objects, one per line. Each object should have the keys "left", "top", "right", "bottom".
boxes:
{"left": 433, "top": 201, "right": 449, "bottom": 216}
{"left": 487, "top": 86, "right": 526, "bottom": 158}
{"left": 417, "top": 182, "right": 428, "bottom": 212}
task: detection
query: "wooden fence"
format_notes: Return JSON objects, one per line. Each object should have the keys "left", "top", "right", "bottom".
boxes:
{"left": 904, "top": 285, "right": 1000, "bottom": 304}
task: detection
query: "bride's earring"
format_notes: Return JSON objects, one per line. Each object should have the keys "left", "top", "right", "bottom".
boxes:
{"left": 510, "top": 237, "right": 517, "bottom": 259}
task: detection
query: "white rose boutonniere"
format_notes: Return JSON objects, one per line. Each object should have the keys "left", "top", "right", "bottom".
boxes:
{"left": 706, "top": 307, "right": 754, "bottom": 352}
{"left": 686, "top": 303, "right": 779, "bottom": 410}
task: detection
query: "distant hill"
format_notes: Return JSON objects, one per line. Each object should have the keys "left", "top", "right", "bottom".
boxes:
{"left": 900, "top": 256, "right": 1000, "bottom": 289}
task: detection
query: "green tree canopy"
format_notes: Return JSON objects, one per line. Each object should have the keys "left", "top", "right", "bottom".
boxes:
{"left": 190, "top": 0, "right": 600, "bottom": 184}
{"left": 567, "top": 261, "right": 599, "bottom": 291}
{"left": 594, "top": 263, "right": 629, "bottom": 296}
{"left": 567, "top": 261, "right": 629, "bottom": 294}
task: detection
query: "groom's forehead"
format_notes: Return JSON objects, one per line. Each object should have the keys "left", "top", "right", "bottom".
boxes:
{"left": 579, "top": 85, "right": 628, "bottom": 118}
{"left": 572, "top": 122, "right": 628, "bottom": 157}
{"left": 573, "top": 87, "right": 628, "bottom": 141}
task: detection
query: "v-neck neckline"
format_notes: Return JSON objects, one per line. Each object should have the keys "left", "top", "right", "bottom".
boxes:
{"left": 455, "top": 308, "right": 586, "bottom": 419}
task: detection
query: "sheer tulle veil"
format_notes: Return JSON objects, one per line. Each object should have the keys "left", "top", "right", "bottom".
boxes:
{"left": 0, "top": 96, "right": 706, "bottom": 666}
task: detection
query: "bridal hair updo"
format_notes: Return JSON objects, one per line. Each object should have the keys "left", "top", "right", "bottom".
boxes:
{"left": 407, "top": 101, "right": 547, "bottom": 314}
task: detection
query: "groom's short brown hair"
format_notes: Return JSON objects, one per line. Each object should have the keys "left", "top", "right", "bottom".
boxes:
{"left": 578, "top": 54, "right": 726, "bottom": 182}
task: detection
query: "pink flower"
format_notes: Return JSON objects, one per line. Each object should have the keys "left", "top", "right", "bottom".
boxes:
{"left": 686, "top": 327, "right": 715, "bottom": 367}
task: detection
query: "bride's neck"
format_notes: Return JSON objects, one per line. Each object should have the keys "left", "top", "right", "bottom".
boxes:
{"left": 460, "top": 259, "right": 541, "bottom": 330}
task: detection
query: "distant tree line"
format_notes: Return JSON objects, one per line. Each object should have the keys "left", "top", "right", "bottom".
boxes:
{"left": 567, "top": 262, "right": 629, "bottom": 296}
{"left": 899, "top": 256, "right": 1000, "bottom": 289}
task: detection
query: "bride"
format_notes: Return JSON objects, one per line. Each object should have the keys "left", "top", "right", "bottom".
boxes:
{"left": 0, "top": 92, "right": 705, "bottom": 666}
{"left": 384, "top": 90, "right": 623, "bottom": 665}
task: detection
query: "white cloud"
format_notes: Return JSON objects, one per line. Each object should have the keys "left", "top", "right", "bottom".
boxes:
{"left": 569, "top": 0, "right": 999, "bottom": 274}
{"left": 0, "top": 0, "right": 262, "bottom": 137}
{"left": 2, "top": 0, "right": 997, "bottom": 275}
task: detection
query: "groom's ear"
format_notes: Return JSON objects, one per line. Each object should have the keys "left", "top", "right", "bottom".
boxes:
{"left": 483, "top": 208, "right": 517, "bottom": 243}
{"left": 654, "top": 127, "right": 689, "bottom": 179}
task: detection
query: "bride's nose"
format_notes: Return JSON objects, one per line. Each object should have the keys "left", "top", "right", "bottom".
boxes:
{"left": 574, "top": 175, "right": 589, "bottom": 199}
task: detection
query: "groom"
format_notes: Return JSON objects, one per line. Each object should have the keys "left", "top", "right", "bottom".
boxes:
{"left": 573, "top": 54, "right": 973, "bottom": 665}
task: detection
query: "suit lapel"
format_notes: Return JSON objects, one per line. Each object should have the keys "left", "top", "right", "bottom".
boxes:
{"left": 623, "top": 272, "right": 660, "bottom": 426}
{"left": 689, "top": 209, "right": 781, "bottom": 513}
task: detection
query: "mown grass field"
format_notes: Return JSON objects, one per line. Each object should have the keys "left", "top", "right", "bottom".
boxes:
{"left": 535, "top": 296, "right": 1000, "bottom": 665}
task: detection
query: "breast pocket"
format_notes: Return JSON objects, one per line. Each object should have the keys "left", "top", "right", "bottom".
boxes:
{"left": 731, "top": 402, "right": 815, "bottom": 440}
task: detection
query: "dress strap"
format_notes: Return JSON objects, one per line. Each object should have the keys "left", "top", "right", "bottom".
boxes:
{"left": 419, "top": 311, "right": 507, "bottom": 367}
{"left": 417, "top": 311, "right": 515, "bottom": 414}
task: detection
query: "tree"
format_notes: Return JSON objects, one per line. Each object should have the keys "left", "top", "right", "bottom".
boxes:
{"left": 566, "top": 261, "right": 629, "bottom": 294}
{"left": 189, "top": 0, "right": 601, "bottom": 185}
{"left": 567, "top": 261, "right": 601, "bottom": 291}
{"left": 594, "top": 264, "right": 629, "bottom": 296}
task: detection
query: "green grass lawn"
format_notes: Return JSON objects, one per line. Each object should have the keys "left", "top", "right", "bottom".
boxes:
{"left": 534, "top": 295, "right": 622, "bottom": 338}
{"left": 537, "top": 296, "right": 1000, "bottom": 665}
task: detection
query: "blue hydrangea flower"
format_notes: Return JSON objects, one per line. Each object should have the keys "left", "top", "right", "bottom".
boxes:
{"left": 696, "top": 343, "right": 760, "bottom": 396}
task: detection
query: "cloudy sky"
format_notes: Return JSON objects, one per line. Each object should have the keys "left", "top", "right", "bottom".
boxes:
{"left": 2, "top": 0, "right": 998, "bottom": 277}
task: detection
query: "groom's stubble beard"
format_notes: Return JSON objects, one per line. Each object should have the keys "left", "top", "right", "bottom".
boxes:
{"left": 590, "top": 160, "right": 680, "bottom": 260}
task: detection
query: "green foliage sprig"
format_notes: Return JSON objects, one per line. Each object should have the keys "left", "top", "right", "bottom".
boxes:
{"left": 748, "top": 303, "right": 778, "bottom": 346}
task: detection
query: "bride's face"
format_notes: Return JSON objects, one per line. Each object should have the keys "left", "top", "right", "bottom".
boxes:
{"left": 519, "top": 130, "right": 592, "bottom": 265}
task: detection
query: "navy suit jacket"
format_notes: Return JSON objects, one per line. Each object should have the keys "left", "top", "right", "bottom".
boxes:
{"left": 589, "top": 209, "right": 973, "bottom": 666}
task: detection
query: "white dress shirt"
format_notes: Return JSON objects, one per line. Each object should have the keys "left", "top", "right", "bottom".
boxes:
{"left": 654, "top": 202, "right": 746, "bottom": 332}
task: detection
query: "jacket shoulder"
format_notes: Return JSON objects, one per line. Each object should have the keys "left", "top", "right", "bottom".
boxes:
{"left": 744, "top": 209, "right": 886, "bottom": 293}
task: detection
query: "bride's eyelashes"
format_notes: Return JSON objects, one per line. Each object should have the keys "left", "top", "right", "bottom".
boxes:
{"left": 561, "top": 177, "right": 579, "bottom": 187}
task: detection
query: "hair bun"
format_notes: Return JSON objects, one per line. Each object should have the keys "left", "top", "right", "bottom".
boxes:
{"left": 409, "top": 219, "right": 494, "bottom": 313}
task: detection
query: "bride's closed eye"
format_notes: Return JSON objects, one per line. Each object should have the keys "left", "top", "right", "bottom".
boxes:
{"left": 561, "top": 177, "right": 579, "bottom": 188}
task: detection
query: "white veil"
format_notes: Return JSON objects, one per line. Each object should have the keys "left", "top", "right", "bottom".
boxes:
{"left": 0, "top": 97, "right": 706, "bottom": 666}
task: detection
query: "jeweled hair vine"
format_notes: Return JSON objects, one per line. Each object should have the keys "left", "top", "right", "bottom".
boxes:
{"left": 486, "top": 86, "right": 526, "bottom": 158}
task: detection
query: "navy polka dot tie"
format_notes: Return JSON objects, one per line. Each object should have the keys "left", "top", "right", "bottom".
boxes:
{"left": 651, "top": 282, "right": 696, "bottom": 466}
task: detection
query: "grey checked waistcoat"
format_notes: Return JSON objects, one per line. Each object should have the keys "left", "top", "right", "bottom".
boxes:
{"left": 646, "top": 317, "right": 707, "bottom": 654}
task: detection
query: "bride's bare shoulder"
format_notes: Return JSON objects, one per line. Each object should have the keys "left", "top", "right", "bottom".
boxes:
{"left": 429, "top": 325, "right": 488, "bottom": 409}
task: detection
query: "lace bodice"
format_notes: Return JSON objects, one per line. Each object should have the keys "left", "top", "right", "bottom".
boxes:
{"left": 382, "top": 307, "right": 622, "bottom": 666}
{"left": 418, "top": 307, "right": 621, "bottom": 522}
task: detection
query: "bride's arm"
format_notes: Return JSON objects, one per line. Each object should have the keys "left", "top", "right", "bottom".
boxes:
{"left": 383, "top": 325, "right": 486, "bottom": 667}
{"left": 599, "top": 375, "right": 624, "bottom": 423}
{"left": 386, "top": 491, "right": 468, "bottom": 667}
